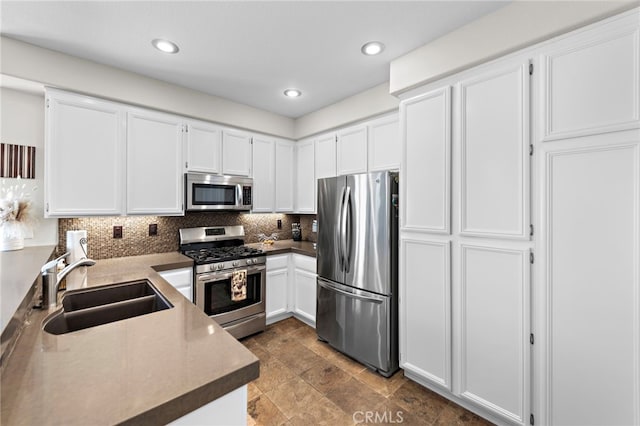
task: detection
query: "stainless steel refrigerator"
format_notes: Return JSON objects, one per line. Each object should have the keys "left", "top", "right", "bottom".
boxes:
{"left": 316, "top": 171, "right": 399, "bottom": 377}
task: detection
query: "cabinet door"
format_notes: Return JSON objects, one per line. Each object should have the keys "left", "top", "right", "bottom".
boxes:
{"left": 274, "top": 139, "right": 294, "bottom": 212}
{"left": 401, "top": 87, "right": 451, "bottom": 234}
{"left": 251, "top": 137, "right": 275, "bottom": 212}
{"left": 126, "top": 109, "right": 184, "bottom": 215}
{"left": 458, "top": 244, "right": 530, "bottom": 424}
{"left": 459, "top": 62, "right": 529, "bottom": 239}
{"left": 185, "top": 121, "right": 221, "bottom": 174}
{"left": 266, "top": 255, "right": 290, "bottom": 324}
{"left": 45, "top": 90, "right": 125, "bottom": 217}
{"left": 316, "top": 133, "right": 337, "bottom": 179}
{"left": 295, "top": 139, "right": 316, "bottom": 213}
{"left": 293, "top": 255, "right": 317, "bottom": 327}
{"left": 368, "top": 115, "right": 400, "bottom": 172}
{"left": 544, "top": 143, "right": 640, "bottom": 426}
{"left": 337, "top": 125, "right": 367, "bottom": 175}
{"left": 222, "top": 130, "right": 252, "bottom": 176}
{"left": 400, "top": 239, "right": 451, "bottom": 390}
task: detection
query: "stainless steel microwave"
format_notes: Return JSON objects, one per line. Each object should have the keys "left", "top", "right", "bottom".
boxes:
{"left": 185, "top": 173, "right": 252, "bottom": 211}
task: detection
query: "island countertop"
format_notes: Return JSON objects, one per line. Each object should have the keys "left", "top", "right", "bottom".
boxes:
{"left": 0, "top": 252, "right": 259, "bottom": 425}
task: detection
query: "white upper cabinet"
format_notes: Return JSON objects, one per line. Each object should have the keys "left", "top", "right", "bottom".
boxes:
{"left": 315, "top": 133, "right": 337, "bottom": 179}
{"left": 184, "top": 120, "right": 222, "bottom": 174}
{"left": 458, "top": 61, "right": 530, "bottom": 240}
{"left": 251, "top": 136, "right": 275, "bottom": 212}
{"left": 126, "top": 109, "right": 184, "bottom": 215}
{"left": 45, "top": 89, "right": 125, "bottom": 217}
{"left": 541, "top": 17, "right": 640, "bottom": 141}
{"left": 222, "top": 130, "right": 252, "bottom": 177}
{"left": 274, "top": 139, "right": 295, "bottom": 212}
{"left": 401, "top": 87, "right": 451, "bottom": 234}
{"left": 294, "top": 138, "right": 316, "bottom": 213}
{"left": 336, "top": 125, "right": 367, "bottom": 175}
{"left": 368, "top": 114, "right": 401, "bottom": 172}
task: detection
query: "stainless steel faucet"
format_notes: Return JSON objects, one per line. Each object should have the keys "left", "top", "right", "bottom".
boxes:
{"left": 41, "top": 252, "right": 96, "bottom": 309}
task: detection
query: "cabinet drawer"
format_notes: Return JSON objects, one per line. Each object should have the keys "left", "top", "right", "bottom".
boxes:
{"left": 293, "top": 254, "right": 316, "bottom": 273}
{"left": 267, "top": 254, "right": 289, "bottom": 270}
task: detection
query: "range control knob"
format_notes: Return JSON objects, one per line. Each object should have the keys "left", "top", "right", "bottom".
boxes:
{"left": 232, "top": 261, "right": 239, "bottom": 267}
{"left": 216, "top": 264, "right": 224, "bottom": 271}
{"left": 247, "top": 259, "right": 254, "bottom": 265}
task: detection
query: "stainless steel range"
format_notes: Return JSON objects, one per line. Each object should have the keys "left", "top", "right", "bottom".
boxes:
{"left": 179, "top": 226, "right": 266, "bottom": 339}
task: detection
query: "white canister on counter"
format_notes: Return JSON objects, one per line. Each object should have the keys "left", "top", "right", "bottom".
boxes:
{"left": 66, "top": 230, "right": 88, "bottom": 263}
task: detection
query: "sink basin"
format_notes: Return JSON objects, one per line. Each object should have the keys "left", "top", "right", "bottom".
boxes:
{"left": 43, "top": 280, "right": 173, "bottom": 335}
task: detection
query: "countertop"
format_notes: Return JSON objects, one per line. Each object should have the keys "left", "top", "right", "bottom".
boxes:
{"left": 0, "top": 252, "right": 259, "bottom": 425}
{"left": 247, "top": 239, "right": 317, "bottom": 257}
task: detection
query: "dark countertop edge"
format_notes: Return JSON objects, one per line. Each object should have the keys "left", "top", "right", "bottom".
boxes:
{"left": 246, "top": 240, "right": 316, "bottom": 258}
{"left": 122, "top": 360, "right": 259, "bottom": 426}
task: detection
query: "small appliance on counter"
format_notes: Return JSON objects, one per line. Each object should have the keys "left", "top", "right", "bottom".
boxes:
{"left": 292, "top": 223, "right": 302, "bottom": 241}
{"left": 66, "top": 230, "right": 88, "bottom": 263}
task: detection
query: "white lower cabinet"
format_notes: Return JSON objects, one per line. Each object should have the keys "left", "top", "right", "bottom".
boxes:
{"left": 292, "top": 254, "right": 316, "bottom": 327}
{"left": 158, "top": 267, "right": 193, "bottom": 302}
{"left": 265, "top": 254, "right": 290, "bottom": 323}
{"left": 170, "top": 385, "right": 247, "bottom": 426}
{"left": 400, "top": 239, "right": 451, "bottom": 390}
{"left": 265, "top": 253, "right": 316, "bottom": 327}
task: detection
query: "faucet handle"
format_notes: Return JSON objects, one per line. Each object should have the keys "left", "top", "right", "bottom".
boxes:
{"left": 41, "top": 252, "right": 70, "bottom": 274}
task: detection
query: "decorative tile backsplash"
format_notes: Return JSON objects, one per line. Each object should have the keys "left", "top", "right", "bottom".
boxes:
{"left": 57, "top": 212, "right": 316, "bottom": 260}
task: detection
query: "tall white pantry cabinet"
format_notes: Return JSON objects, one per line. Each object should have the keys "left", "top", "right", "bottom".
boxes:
{"left": 399, "top": 9, "right": 639, "bottom": 426}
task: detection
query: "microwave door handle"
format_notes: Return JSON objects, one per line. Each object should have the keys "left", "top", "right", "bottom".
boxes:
{"left": 236, "top": 184, "right": 243, "bottom": 208}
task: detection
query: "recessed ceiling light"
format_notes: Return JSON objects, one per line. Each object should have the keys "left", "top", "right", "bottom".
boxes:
{"left": 152, "top": 38, "right": 179, "bottom": 54}
{"left": 361, "top": 41, "right": 385, "bottom": 56}
{"left": 284, "top": 89, "right": 302, "bottom": 98}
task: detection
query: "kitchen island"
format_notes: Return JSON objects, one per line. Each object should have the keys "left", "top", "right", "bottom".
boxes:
{"left": 0, "top": 251, "right": 258, "bottom": 425}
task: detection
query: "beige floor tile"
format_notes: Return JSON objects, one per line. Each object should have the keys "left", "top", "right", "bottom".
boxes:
{"left": 265, "top": 376, "right": 324, "bottom": 419}
{"left": 248, "top": 382, "right": 263, "bottom": 401}
{"left": 270, "top": 341, "right": 326, "bottom": 375}
{"left": 373, "top": 398, "right": 430, "bottom": 425}
{"left": 254, "top": 357, "right": 296, "bottom": 393}
{"left": 325, "top": 350, "right": 368, "bottom": 376}
{"left": 269, "top": 316, "right": 306, "bottom": 335}
{"left": 354, "top": 368, "right": 408, "bottom": 397}
{"left": 299, "top": 359, "right": 352, "bottom": 395}
{"left": 324, "top": 377, "right": 387, "bottom": 415}
{"left": 283, "top": 396, "right": 354, "bottom": 426}
{"left": 247, "top": 394, "right": 288, "bottom": 426}
{"left": 389, "top": 379, "right": 449, "bottom": 423}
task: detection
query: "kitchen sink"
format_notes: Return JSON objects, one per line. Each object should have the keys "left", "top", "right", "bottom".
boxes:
{"left": 43, "top": 280, "right": 173, "bottom": 335}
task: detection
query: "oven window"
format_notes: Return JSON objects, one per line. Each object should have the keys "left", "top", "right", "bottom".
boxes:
{"left": 193, "top": 184, "right": 236, "bottom": 205}
{"left": 203, "top": 272, "right": 262, "bottom": 316}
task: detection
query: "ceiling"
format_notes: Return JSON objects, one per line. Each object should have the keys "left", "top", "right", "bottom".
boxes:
{"left": 1, "top": 1, "right": 507, "bottom": 118}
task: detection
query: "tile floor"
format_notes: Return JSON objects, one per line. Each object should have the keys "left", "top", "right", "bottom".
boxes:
{"left": 240, "top": 317, "right": 493, "bottom": 426}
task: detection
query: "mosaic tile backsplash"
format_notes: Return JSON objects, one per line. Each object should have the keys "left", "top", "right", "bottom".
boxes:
{"left": 58, "top": 212, "right": 317, "bottom": 260}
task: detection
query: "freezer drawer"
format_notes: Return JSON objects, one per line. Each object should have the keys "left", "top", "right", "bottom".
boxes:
{"left": 316, "top": 278, "right": 398, "bottom": 377}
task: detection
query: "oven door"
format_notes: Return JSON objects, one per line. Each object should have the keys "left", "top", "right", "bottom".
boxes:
{"left": 195, "top": 265, "right": 265, "bottom": 325}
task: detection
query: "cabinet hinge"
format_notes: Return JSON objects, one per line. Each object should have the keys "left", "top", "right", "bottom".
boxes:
{"left": 529, "top": 63, "right": 534, "bottom": 75}
{"left": 530, "top": 224, "right": 534, "bottom": 237}
{"left": 530, "top": 413, "right": 535, "bottom": 425}
{"left": 530, "top": 251, "right": 534, "bottom": 264}
{"left": 529, "top": 144, "right": 534, "bottom": 156}
{"left": 184, "top": 125, "right": 188, "bottom": 133}
{"left": 45, "top": 203, "right": 49, "bottom": 213}
{"left": 185, "top": 161, "right": 188, "bottom": 169}
{"left": 530, "top": 333, "right": 535, "bottom": 345}
{"left": 46, "top": 99, "right": 50, "bottom": 108}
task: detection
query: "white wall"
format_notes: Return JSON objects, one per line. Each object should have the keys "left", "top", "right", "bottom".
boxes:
{"left": 294, "top": 83, "right": 399, "bottom": 139}
{"left": 390, "top": 0, "right": 639, "bottom": 94}
{"left": 0, "top": 37, "right": 296, "bottom": 139}
{"left": 0, "top": 87, "right": 57, "bottom": 246}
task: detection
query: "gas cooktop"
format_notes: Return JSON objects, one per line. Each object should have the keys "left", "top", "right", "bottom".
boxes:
{"left": 183, "top": 246, "right": 263, "bottom": 265}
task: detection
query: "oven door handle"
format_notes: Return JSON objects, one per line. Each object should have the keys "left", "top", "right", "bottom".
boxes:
{"left": 197, "top": 265, "right": 265, "bottom": 283}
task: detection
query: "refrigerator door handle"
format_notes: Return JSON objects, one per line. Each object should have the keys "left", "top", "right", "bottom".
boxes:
{"left": 317, "top": 278, "right": 384, "bottom": 304}
{"left": 344, "top": 185, "right": 352, "bottom": 273}
{"left": 340, "top": 185, "right": 351, "bottom": 273}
